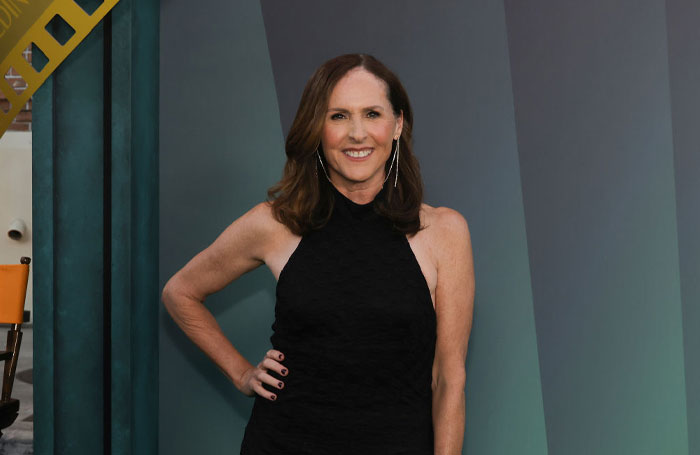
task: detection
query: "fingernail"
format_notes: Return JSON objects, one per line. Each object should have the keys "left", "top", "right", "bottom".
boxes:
{"left": 279, "top": 354, "right": 283, "bottom": 359}
{"left": 278, "top": 382, "right": 283, "bottom": 388}
{"left": 281, "top": 369, "right": 287, "bottom": 374}
{"left": 271, "top": 395, "right": 276, "bottom": 400}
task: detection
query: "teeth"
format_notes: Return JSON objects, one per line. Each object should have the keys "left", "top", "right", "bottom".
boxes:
{"left": 344, "top": 149, "right": 372, "bottom": 158}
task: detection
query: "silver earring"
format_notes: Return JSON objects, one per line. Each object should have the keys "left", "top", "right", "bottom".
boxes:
{"left": 316, "top": 148, "right": 332, "bottom": 183}
{"left": 383, "top": 138, "right": 400, "bottom": 188}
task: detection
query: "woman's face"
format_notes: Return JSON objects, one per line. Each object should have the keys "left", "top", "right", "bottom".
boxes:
{"left": 320, "top": 67, "right": 403, "bottom": 189}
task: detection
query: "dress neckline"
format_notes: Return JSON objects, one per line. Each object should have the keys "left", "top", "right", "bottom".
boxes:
{"left": 328, "top": 181, "right": 387, "bottom": 221}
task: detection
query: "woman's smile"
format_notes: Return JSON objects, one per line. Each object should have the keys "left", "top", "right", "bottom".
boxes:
{"left": 343, "top": 147, "right": 374, "bottom": 161}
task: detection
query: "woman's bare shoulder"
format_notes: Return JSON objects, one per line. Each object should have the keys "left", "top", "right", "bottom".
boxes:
{"left": 419, "top": 203, "right": 470, "bottom": 256}
{"left": 208, "top": 200, "right": 285, "bottom": 266}
{"left": 420, "top": 202, "right": 467, "bottom": 226}
{"left": 249, "top": 200, "right": 289, "bottom": 240}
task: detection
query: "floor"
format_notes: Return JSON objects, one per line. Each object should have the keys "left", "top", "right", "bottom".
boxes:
{"left": 0, "top": 325, "right": 34, "bottom": 454}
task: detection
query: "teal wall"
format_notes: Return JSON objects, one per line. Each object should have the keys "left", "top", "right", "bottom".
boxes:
{"left": 33, "top": 0, "right": 159, "bottom": 453}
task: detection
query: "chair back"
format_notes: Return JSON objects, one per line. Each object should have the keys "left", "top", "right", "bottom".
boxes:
{"left": 0, "top": 257, "right": 30, "bottom": 437}
{"left": 0, "top": 257, "right": 30, "bottom": 324}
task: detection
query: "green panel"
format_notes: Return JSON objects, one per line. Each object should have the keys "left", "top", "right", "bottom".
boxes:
{"left": 129, "top": 0, "right": 159, "bottom": 451}
{"left": 53, "top": 17, "right": 106, "bottom": 454}
{"left": 33, "top": 9, "right": 107, "bottom": 455}
{"left": 110, "top": 0, "right": 133, "bottom": 451}
{"left": 32, "top": 0, "right": 159, "bottom": 453}
{"left": 32, "top": 67, "right": 55, "bottom": 455}
{"left": 111, "top": 0, "right": 159, "bottom": 453}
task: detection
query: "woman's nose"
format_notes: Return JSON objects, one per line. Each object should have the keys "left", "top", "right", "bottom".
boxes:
{"left": 348, "top": 118, "right": 367, "bottom": 141}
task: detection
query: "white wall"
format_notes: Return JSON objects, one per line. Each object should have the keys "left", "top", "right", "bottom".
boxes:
{"left": 0, "top": 131, "right": 33, "bottom": 323}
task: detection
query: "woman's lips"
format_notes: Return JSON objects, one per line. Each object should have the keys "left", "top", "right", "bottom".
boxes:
{"left": 342, "top": 148, "right": 373, "bottom": 161}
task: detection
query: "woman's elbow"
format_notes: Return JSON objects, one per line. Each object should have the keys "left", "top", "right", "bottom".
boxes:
{"left": 161, "top": 276, "right": 184, "bottom": 309}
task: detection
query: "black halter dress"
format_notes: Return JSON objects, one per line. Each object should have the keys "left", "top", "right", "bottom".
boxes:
{"left": 240, "top": 182, "right": 437, "bottom": 454}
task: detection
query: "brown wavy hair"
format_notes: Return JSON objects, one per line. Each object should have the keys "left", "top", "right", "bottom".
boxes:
{"left": 267, "top": 53, "right": 425, "bottom": 237}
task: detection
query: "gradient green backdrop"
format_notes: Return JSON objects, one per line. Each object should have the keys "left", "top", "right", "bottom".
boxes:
{"left": 158, "top": 1, "right": 699, "bottom": 454}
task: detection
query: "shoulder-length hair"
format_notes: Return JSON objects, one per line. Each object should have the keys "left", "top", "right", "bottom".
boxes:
{"left": 267, "top": 53, "right": 425, "bottom": 237}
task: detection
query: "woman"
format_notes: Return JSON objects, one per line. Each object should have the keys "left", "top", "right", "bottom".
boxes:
{"left": 162, "top": 53, "right": 475, "bottom": 454}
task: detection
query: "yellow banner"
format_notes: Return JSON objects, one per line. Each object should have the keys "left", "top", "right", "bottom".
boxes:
{"left": 0, "top": 0, "right": 120, "bottom": 137}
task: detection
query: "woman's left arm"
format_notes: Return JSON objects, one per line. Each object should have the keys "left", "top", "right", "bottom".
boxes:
{"left": 431, "top": 208, "right": 475, "bottom": 455}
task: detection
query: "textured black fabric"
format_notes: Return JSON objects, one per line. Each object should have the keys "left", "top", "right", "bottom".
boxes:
{"left": 241, "top": 182, "right": 437, "bottom": 454}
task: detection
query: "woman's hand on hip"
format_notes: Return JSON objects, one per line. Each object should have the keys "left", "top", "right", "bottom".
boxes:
{"left": 239, "top": 349, "right": 288, "bottom": 401}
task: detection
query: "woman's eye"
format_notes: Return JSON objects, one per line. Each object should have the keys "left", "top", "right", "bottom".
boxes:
{"left": 330, "top": 111, "right": 379, "bottom": 120}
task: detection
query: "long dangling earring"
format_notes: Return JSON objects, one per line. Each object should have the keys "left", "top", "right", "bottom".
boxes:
{"left": 316, "top": 148, "right": 332, "bottom": 183}
{"left": 394, "top": 138, "right": 400, "bottom": 188}
{"left": 382, "top": 137, "right": 400, "bottom": 188}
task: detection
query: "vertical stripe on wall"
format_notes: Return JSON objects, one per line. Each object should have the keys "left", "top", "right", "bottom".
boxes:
{"left": 31, "top": 43, "right": 56, "bottom": 455}
{"left": 158, "top": 0, "right": 284, "bottom": 453}
{"left": 34, "top": 16, "right": 107, "bottom": 453}
{"left": 665, "top": 0, "right": 700, "bottom": 453}
{"left": 503, "top": 0, "right": 688, "bottom": 453}
{"left": 32, "top": 0, "right": 159, "bottom": 453}
{"left": 110, "top": 0, "right": 160, "bottom": 453}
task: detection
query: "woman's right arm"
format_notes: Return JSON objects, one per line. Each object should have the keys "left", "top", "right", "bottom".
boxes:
{"left": 161, "top": 201, "right": 286, "bottom": 397}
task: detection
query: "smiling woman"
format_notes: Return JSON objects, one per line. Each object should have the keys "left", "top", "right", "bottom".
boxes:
{"left": 272, "top": 53, "right": 424, "bottom": 237}
{"left": 161, "top": 53, "right": 474, "bottom": 455}
{"left": 319, "top": 69, "right": 403, "bottom": 194}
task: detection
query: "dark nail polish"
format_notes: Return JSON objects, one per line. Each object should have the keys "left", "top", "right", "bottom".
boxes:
{"left": 279, "top": 354, "right": 283, "bottom": 359}
{"left": 278, "top": 382, "right": 283, "bottom": 388}
{"left": 281, "top": 369, "right": 287, "bottom": 374}
{"left": 271, "top": 395, "right": 276, "bottom": 400}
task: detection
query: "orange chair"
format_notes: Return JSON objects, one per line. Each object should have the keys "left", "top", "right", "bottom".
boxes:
{"left": 0, "top": 256, "right": 30, "bottom": 438}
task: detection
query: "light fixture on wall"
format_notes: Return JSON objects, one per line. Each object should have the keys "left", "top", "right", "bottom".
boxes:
{"left": 7, "top": 218, "right": 27, "bottom": 241}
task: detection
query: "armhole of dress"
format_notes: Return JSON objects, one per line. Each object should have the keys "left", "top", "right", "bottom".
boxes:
{"left": 276, "top": 235, "right": 306, "bottom": 289}
{"left": 401, "top": 235, "right": 436, "bottom": 314}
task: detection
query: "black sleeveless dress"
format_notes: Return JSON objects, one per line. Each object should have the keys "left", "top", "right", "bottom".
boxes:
{"left": 240, "top": 182, "right": 437, "bottom": 454}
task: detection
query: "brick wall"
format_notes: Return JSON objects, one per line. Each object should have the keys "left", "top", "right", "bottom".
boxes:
{"left": 1, "top": 45, "right": 33, "bottom": 132}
